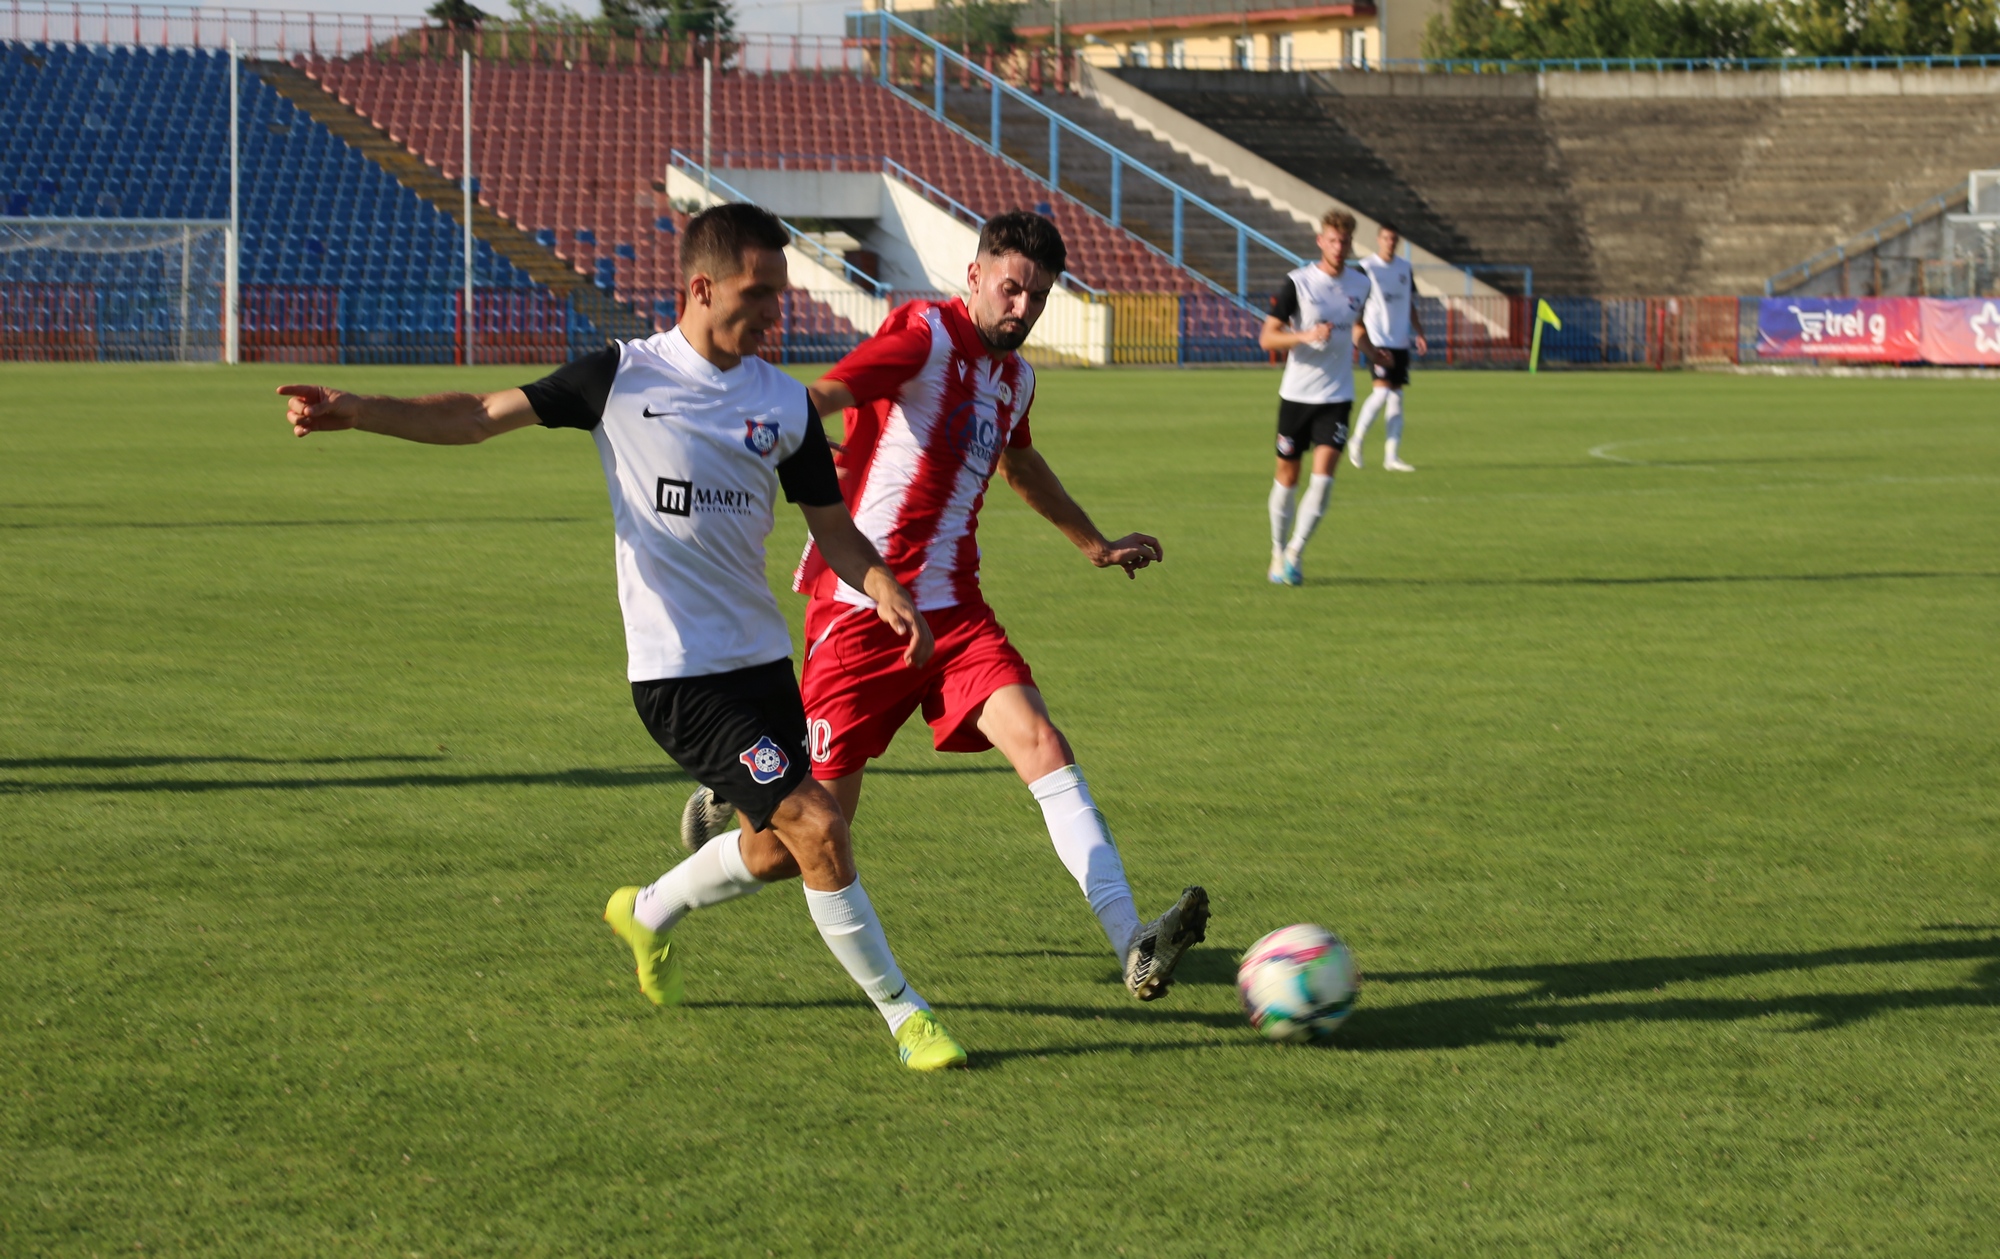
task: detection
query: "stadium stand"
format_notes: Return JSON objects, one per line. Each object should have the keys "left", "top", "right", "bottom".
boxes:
{"left": 0, "top": 40, "right": 580, "bottom": 361}
{"left": 938, "top": 85, "right": 1316, "bottom": 298}
{"left": 294, "top": 55, "right": 1200, "bottom": 315}
{"left": 1115, "top": 67, "right": 2000, "bottom": 296}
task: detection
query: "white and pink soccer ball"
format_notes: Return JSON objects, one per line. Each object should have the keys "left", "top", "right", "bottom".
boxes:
{"left": 1238, "top": 924, "right": 1359, "bottom": 1043}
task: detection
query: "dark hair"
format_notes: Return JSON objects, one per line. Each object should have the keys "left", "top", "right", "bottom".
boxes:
{"left": 1377, "top": 221, "right": 1401, "bottom": 236}
{"left": 978, "top": 210, "right": 1068, "bottom": 278}
{"left": 682, "top": 202, "right": 789, "bottom": 281}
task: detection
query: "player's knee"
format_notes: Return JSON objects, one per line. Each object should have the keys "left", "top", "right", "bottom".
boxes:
{"left": 772, "top": 780, "right": 855, "bottom": 878}
{"left": 1024, "top": 718, "right": 1073, "bottom": 778}
{"left": 739, "top": 828, "right": 801, "bottom": 881}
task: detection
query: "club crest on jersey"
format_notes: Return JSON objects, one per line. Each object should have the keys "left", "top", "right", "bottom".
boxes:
{"left": 738, "top": 735, "right": 791, "bottom": 784}
{"left": 743, "top": 417, "right": 780, "bottom": 457}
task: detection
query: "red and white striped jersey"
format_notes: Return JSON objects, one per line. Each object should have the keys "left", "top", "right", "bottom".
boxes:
{"left": 793, "top": 297, "right": 1036, "bottom": 612}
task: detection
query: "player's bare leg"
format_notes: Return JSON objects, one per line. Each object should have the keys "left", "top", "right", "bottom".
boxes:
{"left": 976, "top": 684, "right": 1208, "bottom": 1000}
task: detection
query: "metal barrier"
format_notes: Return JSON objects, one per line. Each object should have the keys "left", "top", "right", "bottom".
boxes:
{"left": 1382, "top": 54, "right": 2000, "bottom": 74}
{"left": 857, "top": 9, "right": 1299, "bottom": 310}
{"left": 1766, "top": 185, "right": 1969, "bottom": 296}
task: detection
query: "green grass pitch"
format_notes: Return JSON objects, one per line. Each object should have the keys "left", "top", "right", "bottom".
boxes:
{"left": 3, "top": 360, "right": 1997, "bottom": 1256}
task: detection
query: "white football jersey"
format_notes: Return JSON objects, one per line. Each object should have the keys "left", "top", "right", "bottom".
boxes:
{"left": 1273, "top": 263, "right": 1372, "bottom": 405}
{"left": 525, "top": 327, "right": 838, "bottom": 681}
{"left": 1360, "top": 254, "right": 1416, "bottom": 350}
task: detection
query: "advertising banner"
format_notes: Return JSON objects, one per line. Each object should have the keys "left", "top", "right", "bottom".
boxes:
{"left": 1917, "top": 298, "right": 2000, "bottom": 366}
{"left": 1756, "top": 298, "right": 1922, "bottom": 361}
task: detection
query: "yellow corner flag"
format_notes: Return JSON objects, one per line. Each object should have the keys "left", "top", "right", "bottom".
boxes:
{"left": 1529, "top": 299, "right": 1562, "bottom": 374}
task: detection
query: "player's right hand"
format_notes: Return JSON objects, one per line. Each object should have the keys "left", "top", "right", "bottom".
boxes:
{"left": 277, "top": 383, "right": 359, "bottom": 437}
{"left": 1304, "top": 322, "right": 1333, "bottom": 348}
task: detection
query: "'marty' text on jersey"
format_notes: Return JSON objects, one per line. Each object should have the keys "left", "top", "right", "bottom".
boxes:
{"left": 1270, "top": 263, "right": 1374, "bottom": 405}
{"left": 523, "top": 327, "right": 841, "bottom": 681}
{"left": 1359, "top": 254, "right": 1415, "bottom": 350}
{"left": 793, "top": 297, "right": 1036, "bottom": 612}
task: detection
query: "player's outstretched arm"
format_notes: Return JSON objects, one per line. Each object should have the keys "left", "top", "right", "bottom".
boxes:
{"left": 278, "top": 383, "right": 541, "bottom": 445}
{"left": 799, "top": 502, "right": 934, "bottom": 668}
{"left": 998, "top": 446, "right": 1162, "bottom": 580}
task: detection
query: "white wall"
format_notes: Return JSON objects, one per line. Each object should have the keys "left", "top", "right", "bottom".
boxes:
{"left": 875, "top": 176, "right": 1112, "bottom": 366}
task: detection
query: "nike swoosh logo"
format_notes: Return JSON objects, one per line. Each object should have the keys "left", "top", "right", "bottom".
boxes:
{"left": 641, "top": 406, "right": 669, "bottom": 418}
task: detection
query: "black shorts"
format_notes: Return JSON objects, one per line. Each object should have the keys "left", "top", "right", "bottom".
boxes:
{"left": 631, "top": 657, "right": 812, "bottom": 833}
{"left": 1275, "top": 400, "right": 1352, "bottom": 460}
{"left": 1370, "top": 348, "right": 1412, "bottom": 389}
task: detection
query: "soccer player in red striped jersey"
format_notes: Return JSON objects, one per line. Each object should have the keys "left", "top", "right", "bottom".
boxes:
{"left": 686, "top": 211, "right": 1209, "bottom": 1000}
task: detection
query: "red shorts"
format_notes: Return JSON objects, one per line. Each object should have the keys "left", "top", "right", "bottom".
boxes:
{"left": 799, "top": 597, "right": 1037, "bottom": 778}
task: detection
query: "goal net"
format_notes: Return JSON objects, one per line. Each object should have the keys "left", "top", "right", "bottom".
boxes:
{"left": 0, "top": 218, "right": 229, "bottom": 362}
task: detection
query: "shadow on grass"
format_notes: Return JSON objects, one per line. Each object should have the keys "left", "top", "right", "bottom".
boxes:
{"left": 701, "top": 936, "right": 2000, "bottom": 1062}
{"left": 0, "top": 764, "right": 690, "bottom": 794}
{"left": 867, "top": 764, "right": 1016, "bottom": 778}
{"left": 1347, "top": 935, "right": 2000, "bottom": 1051}
{"left": 1334, "top": 570, "right": 1999, "bottom": 589}
{"left": 0, "top": 515, "right": 593, "bottom": 531}
{"left": 0, "top": 754, "right": 446, "bottom": 770}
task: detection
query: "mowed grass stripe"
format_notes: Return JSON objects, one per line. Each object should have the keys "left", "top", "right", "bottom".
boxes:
{"left": 1, "top": 363, "right": 1995, "bottom": 1256}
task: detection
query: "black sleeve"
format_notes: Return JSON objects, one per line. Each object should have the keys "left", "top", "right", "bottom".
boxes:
{"left": 520, "top": 346, "right": 618, "bottom": 430}
{"left": 777, "top": 403, "right": 843, "bottom": 507}
{"left": 1267, "top": 279, "right": 1300, "bottom": 324}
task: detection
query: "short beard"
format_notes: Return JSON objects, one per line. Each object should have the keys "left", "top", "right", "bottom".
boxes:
{"left": 977, "top": 319, "right": 1031, "bottom": 353}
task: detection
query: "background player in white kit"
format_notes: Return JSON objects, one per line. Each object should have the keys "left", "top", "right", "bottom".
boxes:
{"left": 1349, "top": 223, "right": 1428, "bottom": 473}
{"left": 275, "top": 204, "right": 969, "bottom": 1071}
{"left": 1259, "top": 208, "right": 1375, "bottom": 587}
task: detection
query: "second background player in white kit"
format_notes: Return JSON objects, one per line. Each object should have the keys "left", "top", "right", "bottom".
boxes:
{"left": 1349, "top": 223, "right": 1427, "bottom": 473}
{"left": 1259, "top": 208, "right": 1374, "bottom": 587}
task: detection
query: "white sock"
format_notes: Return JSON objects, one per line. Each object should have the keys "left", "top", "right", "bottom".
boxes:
{"left": 1353, "top": 388, "right": 1388, "bottom": 449}
{"left": 804, "top": 879, "right": 929, "bottom": 1034}
{"left": 632, "top": 829, "right": 764, "bottom": 932}
{"left": 1284, "top": 473, "right": 1335, "bottom": 559}
{"left": 1029, "top": 765, "right": 1141, "bottom": 959}
{"left": 1384, "top": 392, "right": 1405, "bottom": 462}
{"left": 1267, "top": 479, "right": 1295, "bottom": 556}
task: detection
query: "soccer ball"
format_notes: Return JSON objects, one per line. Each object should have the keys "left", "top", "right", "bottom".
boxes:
{"left": 1238, "top": 924, "right": 1359, "bottom": 1043}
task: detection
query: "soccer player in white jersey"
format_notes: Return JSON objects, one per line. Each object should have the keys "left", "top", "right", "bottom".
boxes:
{"left": 275, "top": 204, "right": 969, "bottom": 1071}
{"left": 1260, "top": 208, "right": 1375, "bottom": 587}
{"left": 1350, "top": 222, "right": 1428, "bottom": 472}
{"left": 684, "top": 212, "right": 1210, "bottom": 1001}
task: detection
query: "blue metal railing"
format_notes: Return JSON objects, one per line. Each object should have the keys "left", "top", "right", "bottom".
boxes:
{"left": 667, "top": 148, "right": 888, "bottom": 297}
{"left": 1380, "top": 54, "right": 2000, "bottom": 75}
{"left": 1764, "top": 184, "right": 1968, "bottom": 295}
{"left": 857, "top": 9, "right": 1303, "bottom": 310}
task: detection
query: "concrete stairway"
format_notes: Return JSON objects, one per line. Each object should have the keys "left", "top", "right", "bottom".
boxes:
{"left": 939, "top": 86, "right": 1314, "bottom": 297}
{"left": 1121, "top": 67, "right": 2000, "bottom": 296}
{"left": 1118, "top": 70, "right": 1585, "bottom": 294}
{"left": 253, "top": 59, "right": 653, "bottom": 341}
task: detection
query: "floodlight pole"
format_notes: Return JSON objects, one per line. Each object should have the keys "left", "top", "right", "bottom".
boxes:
{"left": 462, "top": 47, "right": 474, "bottom": 366}
{"left": 226, "top": 38, "right": 240, "bottom": 365}
{"left": 701, "top": 56, "right": 713, "bottom": 196}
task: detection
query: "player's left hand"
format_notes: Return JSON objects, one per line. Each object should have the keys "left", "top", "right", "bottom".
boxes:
{"left": 1414, "top": 334, "right": 1429, "bottom": 356}
{"left": 872, "top": 580, "right": 935, "bottom": 668}
{"left": 1092, "top": 533, "right": 1164, "bottom": 580}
